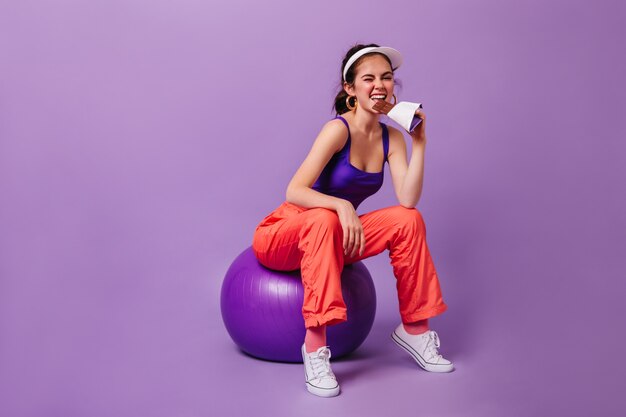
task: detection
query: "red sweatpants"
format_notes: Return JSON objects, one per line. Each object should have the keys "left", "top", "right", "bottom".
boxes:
{"left": 251, "top": 201, "right": 448, "bottom": 329}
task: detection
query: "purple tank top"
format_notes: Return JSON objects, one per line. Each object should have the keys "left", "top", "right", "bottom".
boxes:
{"left": 312, "top": 115, "right": 389, "bottom": 210}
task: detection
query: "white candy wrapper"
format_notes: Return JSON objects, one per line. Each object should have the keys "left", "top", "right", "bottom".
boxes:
{"left": 386, "top": 101, "right": 423, "bottom": 133}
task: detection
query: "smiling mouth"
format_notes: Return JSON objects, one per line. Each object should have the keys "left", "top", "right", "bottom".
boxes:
{"left": 370, "top": 94, "right": 387, "bottom": 101}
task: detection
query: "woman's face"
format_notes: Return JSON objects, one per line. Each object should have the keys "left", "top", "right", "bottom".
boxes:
{"left": 345, "top": 54, "right": 395, "bottom": 114}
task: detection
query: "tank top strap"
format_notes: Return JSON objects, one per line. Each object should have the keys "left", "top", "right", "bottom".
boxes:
{"left": 380, "top": 122, "right": 390, "bottom": 163}
{"left": 334, "top": 115, "right": 351, "bottom": 140}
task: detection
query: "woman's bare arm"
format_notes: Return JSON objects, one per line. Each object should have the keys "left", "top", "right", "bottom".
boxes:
{"left": 387, "top": 106, "right": 429, "bottom": 208}
{"left": 285, "top": 119, "right": 347, "bottom": 211}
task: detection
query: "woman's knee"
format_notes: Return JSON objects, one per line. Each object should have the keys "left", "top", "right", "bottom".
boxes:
{"left": 389, "top": 205, "right": 426, "bottom": 234}
{"left": 306, "top": 208, "right": 341, "bottom": 230}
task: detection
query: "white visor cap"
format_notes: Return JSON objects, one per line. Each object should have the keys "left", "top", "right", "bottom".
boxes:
{"left": 342, "top": 46, "right": 403, "bottom": 82}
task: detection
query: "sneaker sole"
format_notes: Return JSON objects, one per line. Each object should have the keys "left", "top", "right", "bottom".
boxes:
{"left": 391, "top": 330, "right": 454, "bottom": 373}
{"left": 305, "top": 382, "right": 340, "bottom": 398}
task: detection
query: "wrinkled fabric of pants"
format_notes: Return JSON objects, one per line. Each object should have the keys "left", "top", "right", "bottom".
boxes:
{"left": 252, "top": 201, "right": 448, "bottom": 329}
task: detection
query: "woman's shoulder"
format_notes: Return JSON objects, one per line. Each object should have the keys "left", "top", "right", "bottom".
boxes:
{"left": 313, "top": 117, "right": 349, "bottom": 152}
{"left": 377, "top": 120, "right": 403, "bottom": 142}
{"left": 324, "top": 116, "right": 349, "bottom": 132}
{"left": 320, "top": 117, "right": 350, "bottom": 137}
{"left": 381, "top": 121, "right": 402, "bottom": 136}
{"left": 384, "top": 124, "right": 406, "bottom": 155}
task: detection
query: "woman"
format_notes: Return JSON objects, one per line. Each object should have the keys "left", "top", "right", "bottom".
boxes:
{"left": 251, "top": 44, "right": 453, "bottom": 398}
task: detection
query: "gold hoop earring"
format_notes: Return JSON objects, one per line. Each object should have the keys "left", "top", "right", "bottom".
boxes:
{"left": 392, "top": 94, "right": 397, "bottom": 105}
{"left": 346, "top": 95, "right": 357, "bottom": 111}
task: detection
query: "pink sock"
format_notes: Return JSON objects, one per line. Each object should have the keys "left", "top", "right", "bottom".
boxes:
{"left": 305, "top": 325, "right": 327, "bottom": 353}
{"left": 403, "top": 319, "right": 429, "bottom": 335}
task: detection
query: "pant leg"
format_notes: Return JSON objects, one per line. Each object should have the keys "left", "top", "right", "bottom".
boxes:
{"left": 252, "top": 201, "right": 347, "bottom": 328}
{"left": 252, "top": 201, "right": 447, "bottom": 328}
{"left": 344, "top": 205, "right": 448, "bottom": 323}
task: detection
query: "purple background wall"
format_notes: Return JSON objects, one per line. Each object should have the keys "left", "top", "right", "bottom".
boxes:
{"left": 1, "top": 1, "right": 624, "bottom": 416}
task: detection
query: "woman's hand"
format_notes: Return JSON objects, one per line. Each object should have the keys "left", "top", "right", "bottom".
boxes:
{"left": 411, "top": 108, "right": 427, "bottom": 144}
{"left": 334, "top": 199, "right": 365, "bottom": 258}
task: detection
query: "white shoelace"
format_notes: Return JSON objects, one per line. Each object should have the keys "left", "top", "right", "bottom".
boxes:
{"left": 423, "top": 331, "right": 444, "bottom": 362}
{"left": 309, "top": 347, "right": 334, "bottom": 380}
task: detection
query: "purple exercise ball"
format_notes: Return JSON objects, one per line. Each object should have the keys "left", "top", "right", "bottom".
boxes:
{"left": 221, "top": 246, "right": 377, "bottom": 363}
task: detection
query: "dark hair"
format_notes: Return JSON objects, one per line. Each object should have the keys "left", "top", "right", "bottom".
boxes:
{"left": 333, "top": 43, "right": 394, "bottom": 115}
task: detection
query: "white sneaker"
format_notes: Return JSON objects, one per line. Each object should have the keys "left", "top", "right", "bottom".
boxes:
{"left": 301, "top": 344, "right": 340, "bottom": 397}
{"left": 391, "top": 324, "right": 454, "bottom": 373}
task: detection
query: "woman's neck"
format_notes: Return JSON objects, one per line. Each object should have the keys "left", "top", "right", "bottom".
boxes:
{"left": 344, "top": 108, "right": 381, "bottom": 135}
